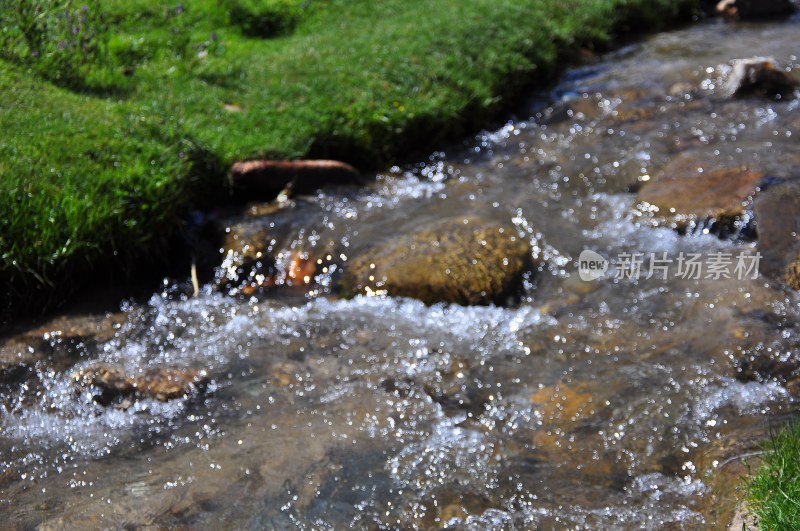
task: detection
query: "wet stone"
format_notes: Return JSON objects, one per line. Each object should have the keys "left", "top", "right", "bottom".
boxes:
{"left": 268, "top": 361, "right": 300, "bottom": 387}
{"left": 530, "top": 383, "right": 595, "bottom": 423}
{"left": 215, "top": 221, "right": 278, "bottom": 295}
{"left": 216, "top": 220, "right": 318, "bottom": 295}
{"left": 0, "top": 312, "right": 125, "bottom": 374}
{"left": 753, "top": 181, "right": 800, "bottom": 289}
{"left": 380, "top": 366, "right": 490, "bottom": 417}
{"left": 72, "top": 364, "right": 208, "bottom": 404}
{"left": 736, "top": 349, "right": 800, "bottom": 390}
{"left": 668, "top": 81, "right": 696, "bottom": 98}
{"left": 341, "top": 217, "right": 533, "bottom": 305}
{"left": 72, "top": 364, "right": 134, "bottom": 402}
{"left": 423, "top": 380, "right": 493, "bottom": 417}
{"left": 724, "top": 57, "right": 800, "bottom": 99}
{"left": 380, "top": 376, "right": 416, "bottom": 398}
{"left": 221, "top": 222, "right": 271, "bottom": 260}
{"left": 136, "top": 367, "right": 209, "bottom": 401}
{"left": 423, "top": 488, "right": 496, "bottom": 527}
{"left": 633, "top": 153, "right": 763, "bottom": 234}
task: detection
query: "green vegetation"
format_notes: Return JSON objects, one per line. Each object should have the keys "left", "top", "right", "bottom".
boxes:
{"left": 0, "top": 0, "right": 107, "bottom": 86}
{"left": 748, "top": 423, "right": 800, "bottom": 529}
{"left": 0, "top": 0, "right": 700, "bottom": 316}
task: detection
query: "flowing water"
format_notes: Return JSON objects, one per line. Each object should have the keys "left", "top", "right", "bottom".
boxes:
{"left": 3, "top": 16, "right": 800, "bottom": 530}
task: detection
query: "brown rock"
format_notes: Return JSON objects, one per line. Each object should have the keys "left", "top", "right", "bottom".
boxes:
{"left": 737, "top": 349, "right": 800, "bottom": 388}
{"left": 230, "top": 159, "right": 361, "bottom": 198}
{"left": 427, "top": 489, "right": 494, "bottom": 527}
{"left": 72, "top": 364, "right": 207, "bottom": 403}
{"left": 268, "top": 361, "right": 299, "bottom": 388}
{"left": 222, "top": 223, "right": 270, "bottom": 261}
{"left": 133, "top": 368, "right": 208, "bottom": 401}
{"left": 340, "top": 217, "right": 533, "bottom": 305}
{"left": 724, "top": 57, "right": 800, "bottom": 99}
{"left": 286, "top": 251, "right": 317, "bottom": 285}
{"left": 72, "top": 364, "right": 135, "bottom": 404}
{"left": 753, "top": 181, "right": 800, "bottom": 288}
{"left": 0, "top": 312, "right": 125, "bottom": 373}
{"left": 633, "top": 154, "right": 763, "bottom": 230}
{"left": 716, "top": 0, "right": 795, "bottom": 19}
{"left": 216, "top": 231, "right": 317, "bottom": 295}
{"left": 785, "top": 257, "right": 800, "bottom": 290}
{"left": 215, "top": 217, "right": 279, "bottom": 295}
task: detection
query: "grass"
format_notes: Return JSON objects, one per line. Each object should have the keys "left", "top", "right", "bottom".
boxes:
{"left": 0, "top": 0, "right": 701, "bottom": 317}
{"left": 748, "top": 422, "right": 800, "bottom": 529}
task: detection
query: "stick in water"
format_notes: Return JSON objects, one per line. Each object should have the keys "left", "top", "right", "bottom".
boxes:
{"left": 191, "top": 262, "right": 200, "bottom": 297}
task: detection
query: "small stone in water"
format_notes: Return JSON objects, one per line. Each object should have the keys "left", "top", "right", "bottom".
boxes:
{"left": 72, "top": 364, "right": 208, "bottom": 404}
{"left": 724, "top": 57, "right": 800, "bottom": 99}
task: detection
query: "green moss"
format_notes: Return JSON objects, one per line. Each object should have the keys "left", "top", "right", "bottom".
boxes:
{"left": 0, "top": 0, "right": 700, "bottom": 316}
{"left": 748, "top": 422, "right": 800, "bottom": 529}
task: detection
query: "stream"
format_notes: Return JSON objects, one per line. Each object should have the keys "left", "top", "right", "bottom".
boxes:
{"left": 2, "top": 15, "right": 800, "bottom": 530}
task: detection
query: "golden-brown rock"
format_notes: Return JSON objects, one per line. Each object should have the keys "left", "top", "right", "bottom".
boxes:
{"left": 340, "top": 217, "right": 533, "bottom": 305}
{"left": 133, "top": 368, "right": 208, "bottom": 401}
{"left": 1, "top": 312, "right": 125, "bottom": 373}
{"left": 72, "top": 364, "right": 134, "bottom": 397}
{"left": 72, "top": 364, "right": 207, "bottom": 403}
{"left": 784, "top": 256, "right": 800, "bottom": 290}
{"left": 634, "top": 154, "right": 763, "bottom": 230}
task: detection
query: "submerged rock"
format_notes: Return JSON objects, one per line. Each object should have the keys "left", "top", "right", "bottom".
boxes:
{"left": 421, "top": 488, "right": 496, "bottom": 528}
{"left": 73, "top": 365, "right": 134, "bottom": 400}
{"left": 633, "top": 154, "right": 763, "bottom": 233}
{"left": 737, "top": 348, "right": 800, "bottom": 399}
{"left": 341, "top": 217, "right": 533, "bottom": 305}
{"left": 0, "top": 312, "right": 125, "bottom": 375}
{"left": 716, "top": 0, "right": 796, "bottom": 20}
{"left": 379, "top": 352, "right": 490, "bottom": 416}
{"left": 216, "top": 222, "right": 278, "bottom": 294}
{"left": 753, "top": 181, "right": 800, "bottom": 289}
{"left": 135, "top": 368, "right": 209, "bottom": 401}
{"left": 72, "top": 364, "right": 208, "bottom": 404}
{"left": 215, "top": 218, "right": 319, "bottom": 295}
{"left": 724, "top": 57, "right": 800, "bottom": 99}
{"left": 530, "top": 383, "right": 595, "bottom": 424}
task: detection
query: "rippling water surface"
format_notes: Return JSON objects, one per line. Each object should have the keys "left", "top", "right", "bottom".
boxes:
{"left": 2, "top": 16, "right": 800, "bottom": 530}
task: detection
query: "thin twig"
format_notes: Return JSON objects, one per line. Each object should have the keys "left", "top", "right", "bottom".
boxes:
{"left": 191, "top": 261, "right": 199, "bottom": 297}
